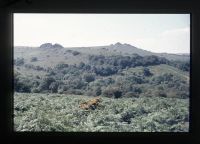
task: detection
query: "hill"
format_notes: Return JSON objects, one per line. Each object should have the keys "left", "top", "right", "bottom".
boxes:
{"left": 13, "top": 42, "right": 190, "bottom": 132}
{"left": 14, "top": 43, "right": 189, "bottom": 68}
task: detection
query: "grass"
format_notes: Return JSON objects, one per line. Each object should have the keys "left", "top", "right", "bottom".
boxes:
{"left": 14, "top": 92, "right": 189, "bottom": 132}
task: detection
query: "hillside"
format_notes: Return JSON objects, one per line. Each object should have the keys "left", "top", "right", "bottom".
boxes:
{"left": 14, "top": 43, "right": 189, "bottom": 68}
{"left": 14, "top": 42, "right": 190, "bottom": 132}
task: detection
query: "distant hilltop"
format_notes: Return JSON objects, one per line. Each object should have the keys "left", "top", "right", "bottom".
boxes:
{"left": 39, "top": 43, "right": 64, "bottom": 49}
{"left": 109, "top": 42, "right": 132, "bottom": 47}
{"left": 33, "top": 42, "right": 190, "bottom": 61}
{"left": 39, "top": 42, "right": 131, "bottom": 49}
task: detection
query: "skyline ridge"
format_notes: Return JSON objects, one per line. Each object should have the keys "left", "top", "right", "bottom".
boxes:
{"left": 14, "top": 42, "right": 190, "bottom": 55}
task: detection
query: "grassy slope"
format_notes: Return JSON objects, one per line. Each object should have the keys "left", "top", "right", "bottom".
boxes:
{"left": 14, "top": 92, "right": 189, "bottom": 132}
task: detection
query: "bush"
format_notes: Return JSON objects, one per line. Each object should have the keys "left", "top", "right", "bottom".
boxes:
{"left": 120, "top": 110, "right": 135, "bottom": 124}
{"left": 86, "top": 87, "right": 102, "bottom": 96}
{"left": 152, "top": 73, "right": 173, "bottom": 84}
{"left": 155, "top": 90, "right": 167, "bottom": 97}
{"left": 24, "top": 64, "right": 34, "bottom": 69}
{"left": 94, "top": 66, "right": 118, "bottom": 76}
{"left": 103, "top": 87, "right": 122, "bottom": 98}
{"left": 57, "top": 85, "right": 68, "bottom": 94}
{"left": 49, "top": 82, "right": 59, "bottom": 93}
{"left": 38, "top": 76, "right": 56, "bottom": 91}
{"left": 126, "top": 75, "right": 146, "bottom": 84}
{"left": 14, "top": 72, "right": 31, "bottom": 92}
{"left": 72, "top": 51, "right": 80, "bottom": 56}
{"left": 143, "top": 67, "right": 153, "bottom": 77}
{"left": 95, "top": 87, "right": 102, "bottom": 96}
{"left": 169, "top": 60, "right": 190, "bottom": 72}
{"left": 78, "top": 62, "right": 85, "bottom": 69}
{"left": 30, "top": 57, "right": 38, "bottom": 62}
{"left": 14, "top": 78, "right": 31, "bottom": 93}
{"left": 31, "top": 88, "right": 40, "bottom": 93}
{"left": 15, "top": 58, "right": 24, "bottom": 66}
{"left": 83, "top": 73, "right": 95, "bottom": 83}
{"left": 35, "top": 66, "right": 44, "bottom": 71}
{"left": 55, "top": 63, "right": 69, "bottom": 70}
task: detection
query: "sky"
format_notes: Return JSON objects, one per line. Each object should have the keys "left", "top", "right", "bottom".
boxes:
{"left": 14, "top": 14, "right": 190, "bottom": 54}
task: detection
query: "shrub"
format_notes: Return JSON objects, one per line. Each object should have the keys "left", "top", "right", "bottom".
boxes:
{"left": 152, "top": 73, "right": 173, "bottom": 84}
{"left": 38, "top": 76, "right": 56, "bottom": 91}
{"left": 126, "top": 75, "right": 146, "bottom": 84}
{"left": 72, "top": 51, "right": 80, "bottom": 56}
{"left": 169, "top": 60, "right": 190, "bottom": 72}
{"left": 155, "top": 90, "right": 167, "bottom": 97}
{"left": 30, "top": 57, "right": 38, "bottom": 62}
{"left": 15, "top": 58, "right": 24, "bottom": 66}
{"left": 94, "top": 65, "right": 118, "bottom": 76}
{"left": 14, "top": 72, "right": 31, "bottom": 92}
{"left": 35, "top": 66, "right": 44, "bottom": 71}
{"left": 120, "top": 110, "right": 135, "bottom": 124}
{"left": 57, "top": 85, "right": 68, "bottom": 94}
{"left": 83, "top": 73, "right": 95, "bottom": 83}
{"left": 24, "top": 64, "right": 34, "bottom": 69}
{"left": 31, "top": 88, "right": 40, "bottom": 93}
{"left": 86, "top": 87, "right": 102, "bottom": 96}
{"left": 176, "top": 91, "right": 189, "bottom": 99}
{"left": 55, "top": 63, "right": 69, "bottom": 70}
{"left": 78, "top": 62, "right": 85, "bottom": 69}
{"left": 143, "top": 67, "right": 153, "bottom": 77}
{"left": 49, "top": 82, "right": 59, "bottom": 93}
{"left": 95, "top": 87, "right": 102, "bottom": 96}
{"left": 103, "top": 87, "right": 122, "bottom": 98}
{"left": 14, "top": 78, "right": 31, "bottom": 92}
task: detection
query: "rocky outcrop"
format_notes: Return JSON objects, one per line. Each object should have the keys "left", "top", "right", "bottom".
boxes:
{"left": 39, "top": 43, "right": 64, "bottom": 49}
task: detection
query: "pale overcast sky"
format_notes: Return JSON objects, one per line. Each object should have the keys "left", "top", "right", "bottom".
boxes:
{"left": 14, "top": 14, "right": 190, "bottom": 53}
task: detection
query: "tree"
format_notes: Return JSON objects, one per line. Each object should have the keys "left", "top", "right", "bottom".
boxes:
{"left": 72, "top": 51, "right": 80, "bottom": 56}
{"left": 15, "top": 58, "right": 24, "bottom": 66}
{"left": 143, "top": 67, "right": 152, "bottom": 77}
{"left": 152, "top": 73, "right": 173, "bottom": 84}
{"left": 38, "top": 76, "right": 55, "bottom": 91}
{"left": 55, "top": 63, "right": 69, "bottom": 70}
{"left": 30, "top": 57, "right": 38, "bottom": 62}
{"left": 49, "top": 82, "right": 59, "bottom": 93}
{"left": 83, "top": 73, "right": 95, "bottom": 83}
{"left": 78, "top": 62, "right": 85, "bottom": 69}
{"left": 94, "top": 65, "right": 117, "bottom": 76}
{"left": 95, "top": 87, "right": 102, "bottom": 96}
{"left": 14, "top": 72, "right": 31, "bottom": 93}
{"left": 103, "top": 87, "right": 122, "bottom": 98}
{"left": 168, "top": 60, "right": 190, "bottom": 72}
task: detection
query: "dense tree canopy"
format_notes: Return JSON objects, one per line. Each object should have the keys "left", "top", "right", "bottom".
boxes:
{"left": 14, "top": 53, "right": 189, "bottom": 99}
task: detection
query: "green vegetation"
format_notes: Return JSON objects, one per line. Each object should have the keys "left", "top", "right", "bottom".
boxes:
{"left": 14, "top": 44, "right": 190, "bottom": 132}
{"left": 14, "top": 58, "right": 24, "bottom": 66}
{"left": 30, "top": 57, "right": 38, "bottom": 62}
{"left": 14, "top": 92, "right": 189, "bottom": 132}
{"left": 14, "top": 54, "right": 189, "bottom": 99}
